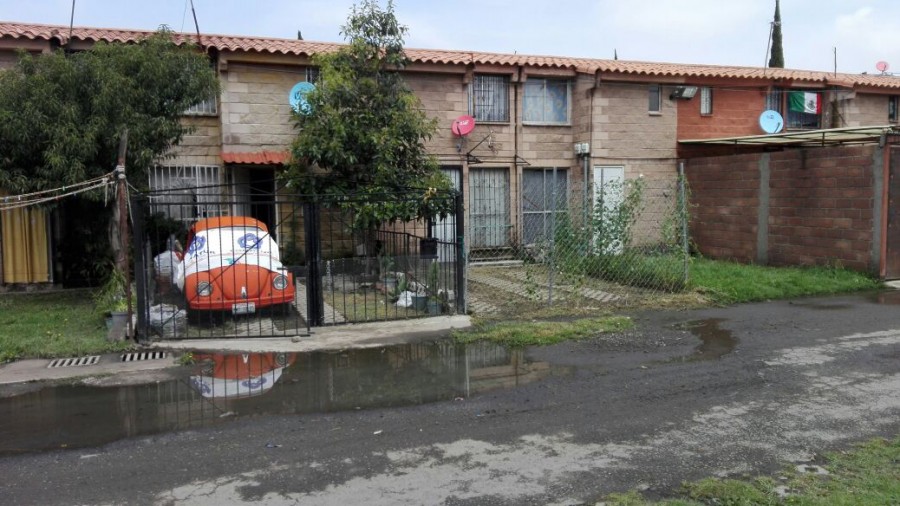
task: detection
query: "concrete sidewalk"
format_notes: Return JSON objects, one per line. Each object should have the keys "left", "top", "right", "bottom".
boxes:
{"left": 0, "top": 315, "right": 471, "bottom": 386}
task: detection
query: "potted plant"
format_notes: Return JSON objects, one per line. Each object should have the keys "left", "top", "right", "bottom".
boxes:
{"left": 93, "top": 269, "right": 134, "bottom": 328}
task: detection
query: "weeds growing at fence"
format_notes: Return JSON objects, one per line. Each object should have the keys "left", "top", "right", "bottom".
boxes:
{"left": 690, "top": 258, "right": 881, "bottom": 304}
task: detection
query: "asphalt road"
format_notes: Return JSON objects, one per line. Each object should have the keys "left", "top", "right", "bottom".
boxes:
{"left": 2, "top": 291, "right": 900, "bottom": 505}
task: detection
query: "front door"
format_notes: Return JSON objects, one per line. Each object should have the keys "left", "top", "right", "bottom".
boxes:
{"left": 469, "top": 168, "right": 510, "bottom": 249}
{"left": 432, "top": 167, "right": 461, "bottom": 262}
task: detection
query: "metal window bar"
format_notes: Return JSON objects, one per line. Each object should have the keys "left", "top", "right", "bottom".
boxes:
{"left": 469, "top": 75, "right": 509, "bottom": 122}
{"left": 184, "top": 96, "right": 218, "bottom": 116}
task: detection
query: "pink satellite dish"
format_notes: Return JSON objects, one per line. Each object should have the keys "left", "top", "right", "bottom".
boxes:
{"left": 876, "top": 61, "right": 890, "bottom": 73}
{"left": 451, "top": 115, "right": 476, "bottom": 136}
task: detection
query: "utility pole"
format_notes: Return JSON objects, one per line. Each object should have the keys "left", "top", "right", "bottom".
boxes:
{"left": 116, "top": 129, "right": 130, "bottom": 338}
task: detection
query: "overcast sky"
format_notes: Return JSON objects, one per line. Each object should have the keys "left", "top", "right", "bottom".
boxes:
{"left": 3, "top": 0, "right": 900, "bottom": 74}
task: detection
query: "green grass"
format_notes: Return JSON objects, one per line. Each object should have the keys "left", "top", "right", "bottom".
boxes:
{"left": 0, "top": 290, "right": 134, "bottom": 362}
{"left": 690, "top": 258, "right": 881, "bottom": 305}
{"left": 603, "top": 436, "right": 900, "bottom": 506}
{"left": 452, "top": 316, "right": 633, "bottom": 347}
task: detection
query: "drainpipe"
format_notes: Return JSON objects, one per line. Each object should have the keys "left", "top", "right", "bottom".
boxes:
{"left": 514, "top": 66, "right": 522, "bottom": 247}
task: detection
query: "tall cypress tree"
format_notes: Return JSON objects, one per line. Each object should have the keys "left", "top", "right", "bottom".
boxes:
{"left": 768, "top": 0, "right": 784, "bottom": 68}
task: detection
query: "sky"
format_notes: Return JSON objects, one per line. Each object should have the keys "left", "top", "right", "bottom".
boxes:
{"left": 3, "top": 1, "right": 900, "bottom": 75}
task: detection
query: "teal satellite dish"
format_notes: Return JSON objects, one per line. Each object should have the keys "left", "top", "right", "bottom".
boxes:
{"left": 289, "top": 81, "right": 316, "bottom": 114}
{"left": 759, "top": 110, "right": 784, "bottom": 134}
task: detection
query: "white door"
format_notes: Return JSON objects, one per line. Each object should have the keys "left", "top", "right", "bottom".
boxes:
{"left": 592, "top": 166, "right": 625, "bottom": 254}
{"left": 433, "top": 167, "right": 461, "bottom": 262}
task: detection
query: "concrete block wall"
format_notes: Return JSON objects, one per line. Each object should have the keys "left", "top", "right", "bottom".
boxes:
{"left": 593, "top": 83, "right": 678, "bottom": 163}
{"left": 166, "top": 116, "right": 222, "bottom": 167}
{"left": 685, "top": 145, "right": 880, "bottom": 272}
{"left": 767, "top": 147, "right": 876, "bottom": 271}
{"left": 220, "top": 63, "right": 307, "bottom": 152}
{"left": 684, "top": 153, "right": 760, "bottom": 263}
{"left": 839, "top": 93, "right": 891, "bottom": 127}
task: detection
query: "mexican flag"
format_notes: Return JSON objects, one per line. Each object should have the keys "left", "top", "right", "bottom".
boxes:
{"left": 789, "top": 91, "right": 822, "bottom": 114}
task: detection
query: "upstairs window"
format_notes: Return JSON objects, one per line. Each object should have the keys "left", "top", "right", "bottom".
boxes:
{"left": 648, "top": 84, "right": 661, "bottom": 113}
{"left": 890, "top": 96, "right": 898, "bottom": 123}
{"left": 700, "top": 87, "right": 713, "bottom": 115}
{"left": 305, "top": 66, "right": 320, "bottom": 83}
{"left": 469, "top": 74, "right": 509, "bottom": 122}
{"left": 766, "top": 88, "right": 822, "bottom": 129}
{"left": 523, "top": 78, "right": 571, "bottom": 125}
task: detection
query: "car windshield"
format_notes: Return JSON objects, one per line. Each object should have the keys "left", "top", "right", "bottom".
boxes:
{"left": 183, "top": 226, "right": 282, "bottom": 273}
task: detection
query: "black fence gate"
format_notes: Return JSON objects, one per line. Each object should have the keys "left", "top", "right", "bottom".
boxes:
{"left": 131, "top": 182, "right": 464, "bottom": 341}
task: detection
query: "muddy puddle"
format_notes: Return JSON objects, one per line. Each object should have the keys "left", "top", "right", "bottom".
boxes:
{"left": 0, "top": 341, "right": 551, "bottom": 455}
{"left": 664, "top": 318, "right": 738, "bottom": 363}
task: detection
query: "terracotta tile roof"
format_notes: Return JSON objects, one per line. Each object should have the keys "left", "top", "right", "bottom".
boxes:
{"left": 3, "top": 21, "right": 900, "bottom": 90}
{"left": 221, "top": 151, "right": 289, "bottom": 165}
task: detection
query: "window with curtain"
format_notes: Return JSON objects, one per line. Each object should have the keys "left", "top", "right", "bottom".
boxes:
{"left": 523, "top": 78, "right": 571, "bottom": 124}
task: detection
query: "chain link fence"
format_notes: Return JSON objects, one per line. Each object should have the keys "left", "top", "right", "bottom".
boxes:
{"left": 466, "top": 174, "right": 690, "bottom": 318}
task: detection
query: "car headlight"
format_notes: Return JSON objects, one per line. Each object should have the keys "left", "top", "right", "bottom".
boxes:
{"left": 272, "top": 274, "right": 289, "bottom": 290}
{"left": 197, "top": 281, "right": 213, "bottom": 297}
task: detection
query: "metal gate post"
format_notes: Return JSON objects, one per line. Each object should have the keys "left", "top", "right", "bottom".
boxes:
{"left": 130, "top": 194, "right": 148, "bottom": 342}
{"left": 304, "top": 201, "right": 324, "bottom": 327}
{"left": 455, "top": 192, "right": 467, "bottom": 315}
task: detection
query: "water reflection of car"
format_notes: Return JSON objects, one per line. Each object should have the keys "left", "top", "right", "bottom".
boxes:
{"left": 174, "top": 217, "right": 294, "bottom": 316}
{"left": 190, "top": 352, "right": 296, "bottom": 398}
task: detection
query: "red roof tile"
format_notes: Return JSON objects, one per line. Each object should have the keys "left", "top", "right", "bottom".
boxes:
{"left": 3, "top": 21, "right": 900, "bottom": 89}
{"left": 221, "top": 151, "right": 289, "bottom": 165}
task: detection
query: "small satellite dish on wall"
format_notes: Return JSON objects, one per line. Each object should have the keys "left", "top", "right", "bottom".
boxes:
{"left": 759, "top": 110, "right": 784, "bottom": 134}
{"left": 451, "top": 115, "right": 476, "bottom": 136}
{"left": 289, "top": 81, "right": 316, "bottom": 114}
{"left": 877, "top": 61, "right": 890, "bottom": 74}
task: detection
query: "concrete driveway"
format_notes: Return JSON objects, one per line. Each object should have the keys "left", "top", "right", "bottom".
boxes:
{"left": 0, "top": 292, "right": 898, "bottom": 505}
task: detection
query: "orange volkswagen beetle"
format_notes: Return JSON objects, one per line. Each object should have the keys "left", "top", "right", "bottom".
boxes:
{"left": 175, "top": 217, "right": 294, "bottom": 315}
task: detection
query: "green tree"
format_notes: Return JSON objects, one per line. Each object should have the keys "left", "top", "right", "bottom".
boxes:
{"left": 0, "top": 28, "right": 219, "bottom": 194}
{"left": 285, "top": 0, "right": 452, "bottom": 229}
{"left": 768, "top": 0, "right": 784, "bottom": 68}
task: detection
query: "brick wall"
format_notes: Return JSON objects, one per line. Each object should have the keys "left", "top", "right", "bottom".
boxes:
{"left": 767, "top": 147, "right": 875, "bottom": 270}
{"left": 685, "top": 153, "right": 760, "bottom": 262}
{"left": 677, "top": 86, "right": 766, "bottom": 140}
{"left": 593, "top": 83, "right": 678, "bottom": 161}
{"left": 685, "top": 145, "right": 879, "bottom": 272}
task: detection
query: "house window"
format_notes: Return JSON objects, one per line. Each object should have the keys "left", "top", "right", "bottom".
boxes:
{"left": 648, "top": 84, "right": 661, "bottom": 113}
{"left": 184, "top": 95, "right": 218, "bottom": 116}
{"left": 786, "top": 90, "right": 822, "bottom": 129}
{"left": 523, "top": 78, "right": 571, "bottom": 124}
{"left": 148, "top": 165, "right": 224, "bottom": 223}
{"left": 469, "top": 74, "right": 510, "bottom": 122}
{"left": 305, "top": 67, "right": 320, "bottom": 83}
{"left": 700, "top": 87, "right": 713, "bottom": 115}
{"left": 766, "top": 88, "right": 821, "bottom": 129}
{"left": 522, "top": 168, "right": 568, "bottom": 245}
{"left": 890, "top": 96, "right": 898, "bottom": 123}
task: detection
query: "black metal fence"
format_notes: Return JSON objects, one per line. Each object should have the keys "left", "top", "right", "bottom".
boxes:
{"left": 131, "top": 182, "right": 464, "bottom": 341}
